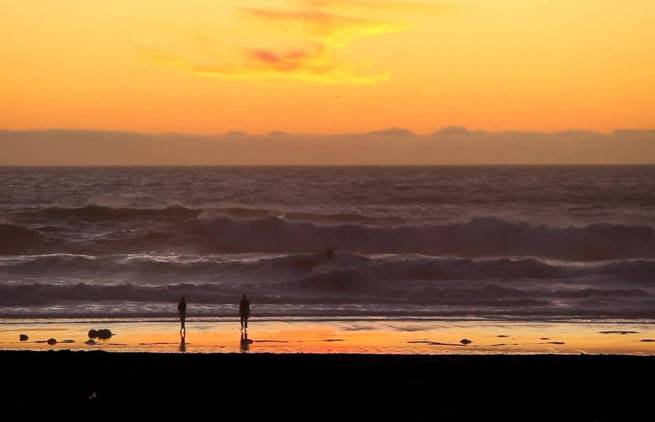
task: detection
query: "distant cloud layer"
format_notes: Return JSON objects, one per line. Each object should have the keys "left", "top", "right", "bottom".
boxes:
{"left": 1, "top": 128, "right": 654, "bottom": 165}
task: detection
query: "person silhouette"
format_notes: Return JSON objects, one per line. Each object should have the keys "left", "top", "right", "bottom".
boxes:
{"left": 177, "top": 296, "right": 187, "bottom": 333}
{"left": 239, "top": 294, "right": 250, "bottom": 331}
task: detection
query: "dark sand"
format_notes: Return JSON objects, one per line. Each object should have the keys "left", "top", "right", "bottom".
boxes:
{"left": 3, "top": 351, "right": 653, "bottom": 419}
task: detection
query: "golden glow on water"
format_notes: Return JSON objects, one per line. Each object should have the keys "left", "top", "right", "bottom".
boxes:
{"left": 1, "top": 320, "right": 655, "bottom": 355}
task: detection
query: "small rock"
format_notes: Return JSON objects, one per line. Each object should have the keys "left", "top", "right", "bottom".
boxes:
{"left": 88, "top": 328, "right": 113, "bottom": 339}
{"left": 85, "top": 339, "right": 96, "bottom": 345}
{"left": 47, "top": 338, "right": 57, "bottom": 345}
{"left": 460, "top": 338, "right": 472, "bottom": 345}
{"left": 19, "top": 334, "right": 29, "bottom": 341}
{"left": 97, "top": 329, "right": 113, "bottom": 340}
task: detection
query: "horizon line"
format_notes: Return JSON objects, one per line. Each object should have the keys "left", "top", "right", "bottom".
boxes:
{"left": 3, "top": 164, "right": 655, "bottom": 168}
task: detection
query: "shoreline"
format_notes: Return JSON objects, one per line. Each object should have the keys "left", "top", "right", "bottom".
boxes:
{"left": 5, "top": 315, "right": 655, "bottom": 322}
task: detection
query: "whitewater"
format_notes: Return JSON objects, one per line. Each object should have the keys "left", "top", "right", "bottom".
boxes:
{"left": 1, "top": 166, "right": 654, "bottom": 320}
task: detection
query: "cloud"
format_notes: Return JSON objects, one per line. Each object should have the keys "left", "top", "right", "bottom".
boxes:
{"left": 248, "top": 47, "right": 313, "bottom": 71}
{"left": 242, "top": 8, "right": 358, "bottom": 29}
{"left": 242, "top": 7, "right": 406, "bottom": 47}
{"left": 3, "top": 128, "right": 655, "bottom": 165}
{"left": 365, "top": 127, "right": 417, "bottom": 137}
{"left": 155, "top": 45, "right": 391, "bottom": 85}
{"left": 297, "top": 0, "right": 445, "bottom": 13}
{"left": 146, "top": 1, "right": 414, "bottom": 85}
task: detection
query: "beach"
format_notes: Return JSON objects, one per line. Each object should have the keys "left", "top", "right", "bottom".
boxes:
{"left": 5, "top": 318, "right": 655, "bottom": 417}
{"left": 3, "top": 318, "right": 655, "bottom": 355}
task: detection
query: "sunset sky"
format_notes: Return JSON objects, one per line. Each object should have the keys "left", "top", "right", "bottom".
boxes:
{"left": 1, "top": 0, "right": 654, "bottom": 134}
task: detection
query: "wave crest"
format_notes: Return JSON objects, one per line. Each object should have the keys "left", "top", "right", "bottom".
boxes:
{"left": 200, "top": 216, "right": 655, "bottom": 260}
{"left": 2, "top": 215, "right": 655, "bottom": 260}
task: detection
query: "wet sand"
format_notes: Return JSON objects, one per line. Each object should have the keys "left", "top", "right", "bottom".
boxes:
{"left": 2, "top": 318, "right": 655, "bottom": 354}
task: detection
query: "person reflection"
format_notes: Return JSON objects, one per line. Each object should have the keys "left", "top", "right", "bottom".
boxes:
{"left": 240, "top": 330, "right": 252, "bottom": 352}
{"left": 179, "top": 330, "right": 186, "bottom": 352}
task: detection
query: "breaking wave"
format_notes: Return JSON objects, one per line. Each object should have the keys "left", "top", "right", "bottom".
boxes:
{"left": 21, "top": 204, "right": 397, "bottom": 225}
{"left": 198, "top": 216, "right": 655, "bottom": 260}
{"left": 2, "top": 252, "right": 655, "bottom": 288}
{"left": 2, "top": 214, "right": 655, "bottom": 260}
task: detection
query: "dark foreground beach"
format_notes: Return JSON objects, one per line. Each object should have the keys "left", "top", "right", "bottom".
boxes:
{"left": 4, "top": 351, "right": 653, "bottom": 419}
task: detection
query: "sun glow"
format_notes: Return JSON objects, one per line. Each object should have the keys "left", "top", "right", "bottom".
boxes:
{"left": 1, "top": 0, "right": 653, "bottom": 134}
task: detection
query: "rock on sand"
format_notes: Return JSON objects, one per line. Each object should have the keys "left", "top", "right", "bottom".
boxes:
{"left": 89, "top": 328, "right": 113, "bottom": 339}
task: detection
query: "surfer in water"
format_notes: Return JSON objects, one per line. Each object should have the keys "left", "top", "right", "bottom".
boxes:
{"left": 239, "top": 294, "right": 251, "bottom": 331}
{"left": 178, "top": 296, "right": 187, "bottom": 334}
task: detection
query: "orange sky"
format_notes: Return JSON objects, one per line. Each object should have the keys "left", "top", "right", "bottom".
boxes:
{"left": 1, "top": 0, "right": 654, "bottom": 134}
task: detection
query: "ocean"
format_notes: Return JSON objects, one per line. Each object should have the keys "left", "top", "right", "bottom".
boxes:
{"left": 1, "top": 165, "right": 655, "bottom": 320}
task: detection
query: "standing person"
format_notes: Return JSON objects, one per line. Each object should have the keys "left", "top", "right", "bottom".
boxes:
{"left": 239, "top": 294, "right": 250, "bottom": 331}
{"left": 178, "top": 296, "right": 187, "bottom": 333}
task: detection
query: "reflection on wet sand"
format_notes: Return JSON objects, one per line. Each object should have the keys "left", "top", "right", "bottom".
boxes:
{"left": 179, "top": 331, "right": 186, "bottom": 352}
{"left": 240, "top": 330, "right": 253, "bottom": 352}
{"left": 1, "top": 320, "right": 655, "bottom": 355}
